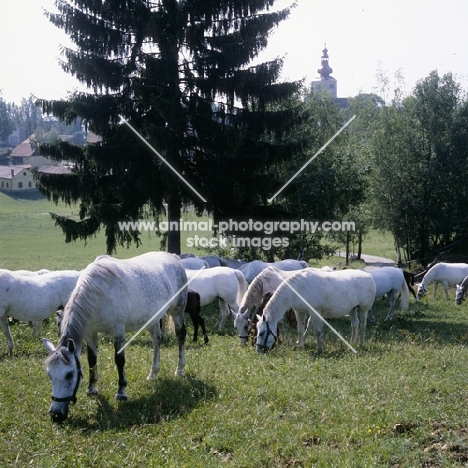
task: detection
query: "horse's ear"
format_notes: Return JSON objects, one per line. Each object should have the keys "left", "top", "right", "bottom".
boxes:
{"left": 67, "top": 338, "right": 76, "bottom": 354}
{"left": 43, "top": 338, "right": 56, "bottom": 354}
{"left": 256, "top": 314, "right": 264, "bottom": 323}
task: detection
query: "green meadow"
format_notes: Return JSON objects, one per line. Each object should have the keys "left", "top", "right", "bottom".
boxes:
{"left": 2, "top": 190, "right": 468, "bottom": 467}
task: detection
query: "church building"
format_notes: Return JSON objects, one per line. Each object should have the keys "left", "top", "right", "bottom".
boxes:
{"left": 311, "top": 45, "right": 348, "bottom": 108}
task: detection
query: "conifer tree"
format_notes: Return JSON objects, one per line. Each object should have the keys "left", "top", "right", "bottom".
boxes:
{"left": 35, "top": 0, "right": 303, "bottom": 254}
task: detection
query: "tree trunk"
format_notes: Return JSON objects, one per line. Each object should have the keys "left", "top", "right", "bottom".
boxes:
{"left": 167, "top": 191, "right": 181, "bottom": 254}
{"left": 357, "top": 230, "right": 363, "bottom": 260}
{"left": 345, "top": 231, "right": 350, "bottom": 266}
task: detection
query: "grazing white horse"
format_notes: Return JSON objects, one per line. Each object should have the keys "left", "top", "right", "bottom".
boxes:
{"left": 255, "top": 269, "right": 376, "bottom": 353}
{"left": 455, "top": 275, "right": 468, "bottom": 305}
{"left": 366, "top": 267, "right": 410, "bottom": 322}
{"left": 13, "top": 269, "right": 50, "bottom": 276}
{"left": 0, "top": 269, "right": 80, "bottom": 354}
{"left": 186, "top": 267, "right": 247, "bottom": 329}
{"left": 43, "top": 252, "right": 188, "bottom": 422}
{"left": 416, "top": 262, "right": 468, "bottom": 300}
{"left": 233, "top": 266, "right": 314, "bottom": 344}
{"left": 223, "top": 258, "right": 248, "bottom": 269}
{"left": 200, "top": 255, "right": 227, "bottom": 267}
{"left": 180, "top": 257, "right": 210, "bottom": 269}
{"left": 239, "top": 259, "right": 308, "bottom": 283}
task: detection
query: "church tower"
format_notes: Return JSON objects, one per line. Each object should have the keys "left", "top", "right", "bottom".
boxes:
{"left": 311, "top": 45, "right": 337, "bottom": 99}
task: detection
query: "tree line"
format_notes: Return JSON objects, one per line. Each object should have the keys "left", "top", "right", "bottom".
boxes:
{"left": 3, "top": 1, "right": 466, "bottom": 266}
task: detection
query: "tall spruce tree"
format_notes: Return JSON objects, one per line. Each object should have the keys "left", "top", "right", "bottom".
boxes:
{"left": 35, "top": 0, "right": 303, "bottom": 254}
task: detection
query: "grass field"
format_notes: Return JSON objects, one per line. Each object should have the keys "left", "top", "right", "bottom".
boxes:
{"left": 5, "top": 191, "right": 468, "bottom": 466}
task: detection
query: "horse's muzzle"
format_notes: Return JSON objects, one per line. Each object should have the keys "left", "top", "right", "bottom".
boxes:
{"left": 49, "top": 403, "right": 69, "bottom": 422}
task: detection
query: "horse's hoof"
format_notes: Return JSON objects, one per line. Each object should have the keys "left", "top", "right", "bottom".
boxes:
{"left": 86, "top": 387, "right": 99, "bottom": 396}
{"left": 175, "top": 369, "right": 186, "bottom": 377}
{"left": 115, "top": 393, "right": 128, "bottom": 401}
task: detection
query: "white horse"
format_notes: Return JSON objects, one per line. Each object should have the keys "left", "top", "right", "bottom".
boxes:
{"left": 43, "top": 252, "right": 188, "bottom": 422}
{"left": 239, "top": 259, "right": 308, "bottom": 283}
{"left": 455, "top": 275, "right": 468, "bottom": 305}
{"left": 255, "top": 269, "right": 376, "bottom": 353}
{"left": 223, "top": 258, "right": 248, "bottom": 269}
{"left": 180, "top": 257, "right": 210, "bottom": 269}
{"left": 0, "top": 269, "right": 80, "bottom": 354}
{"left": 416, "top": 262, "right": 468, "bottom": 300}
{"left": 366, "top": 267, "right": 410, "bottom": 322}
{"left": 233, "top": 266, "right": 312, "bottom": 344}
{"left": 200, "top": 255, "right": 228, "bottom": 267}
{"left": 13, "top": 269, "right": 50, "bottom": 276}
{"left": 186, "top": 266, "right": 247, "bottom": 329}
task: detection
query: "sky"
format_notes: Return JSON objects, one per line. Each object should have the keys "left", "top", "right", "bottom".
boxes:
{"left": 1, "top": 0, "right": 468, "bottom": 105}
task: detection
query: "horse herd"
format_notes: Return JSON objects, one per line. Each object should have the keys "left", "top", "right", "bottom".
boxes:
{"left": 1, "top": 252, "right": 468, "bottom": 422}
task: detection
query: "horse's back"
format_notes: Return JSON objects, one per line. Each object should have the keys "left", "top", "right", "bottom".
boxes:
{"left": 273, "top": 259, "right": 308, "bottom": 271}
{"left": 74, "top": 252, "right": 187, "bottom": 318}
{"left": 285, "top": 269, "right": 375, "bottom": 314}
{"left": 427, "top": 262, "right": 468, "bottom": 283}
{"left": 186, "top": 266, "right": 240, "bottom": 304}
{"left": 239, "top": 260, "right": 268, "bottom": 283}
{"left": 369, "top": 267, "right": 404, "bottom": 297}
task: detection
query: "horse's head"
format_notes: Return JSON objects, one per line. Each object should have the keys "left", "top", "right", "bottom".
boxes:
{"left": 416, "top": 283, "right": 426, "bottom": 301}
{"left": 43, "top": 338, "right": 83, "bottom": 422}
{"left": 232, "top": 308, "right": 251, "bottom": 345}
{"left": 255, "top": 315, "right": 277, "bottom": 353}
{"left": 455, "top": 284, "right": 466, "bottom": 305}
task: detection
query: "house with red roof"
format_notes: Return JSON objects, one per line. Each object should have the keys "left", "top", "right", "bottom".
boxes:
{"left": 0, "top": 165, "right": 34, "bottom": 191}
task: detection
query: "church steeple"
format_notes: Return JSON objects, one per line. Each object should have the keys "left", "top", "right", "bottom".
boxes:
{"left": 311, "top": 44, "right": 337, "bottom": 99}
{"left": 318, "top": 45, "right": 333, "bottom": 80}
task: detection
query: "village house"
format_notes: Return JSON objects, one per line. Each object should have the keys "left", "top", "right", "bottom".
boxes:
{"left": 0, "top": 165, "right": 34, "bottom": 192}
{"left": 9, "top": 137, "right": 51, "bottom": 168}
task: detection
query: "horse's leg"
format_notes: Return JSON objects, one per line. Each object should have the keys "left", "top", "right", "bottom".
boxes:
{"left": 147, "top": 320, "right": 163, "bottom": 380}
{"left": 169, "top": 307, "right": 187, "bottom": 377}
{"left": 433, "top": 282, "right": 439, "bottom": 298}
{"left": 277, "top": 319, "right": 284, "bottom": 344}
{"left": 384, "top": 291, "right": 396, "bottom": 321}
{"left": 188, "top": 311, "right": 198, "bottom": 342}
{"left": 294, "top": 311, "right": 308, "bottom": 349}
{"left": 197, "top": 313, "right": 209, "bottom": 344}
{"left": 31, "top": 320, "right": 42, "bottom": 337}
{"left": 0, "top": 314, "right": 14, "bottom": 355}
{"left": 85, "top": 334, "right": 99, "bottom": 396}
{"left": 216, "top": 298, "right": 231, "bottom": 329}
{"left": 358, "top": 308, "right": 369, "bottom": 347}
{"left": 287, "top": 309, "right": 297, "bottom": 345}
{"left": 443, "top": 281, "right": 450, "bottom": 300}
{"left": 349, "top": 307, "right": 359, "bottom": 344}
{"left": 113, "top": 334, "right": 128, "bottom": 400}
{"left": 309, "top": 317, "right": 323, "bottom": 353}
{"left": 367, "top": 308, "right": 376, "bottom": 323}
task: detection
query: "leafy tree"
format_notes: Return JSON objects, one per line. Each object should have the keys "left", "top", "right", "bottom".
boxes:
{"left": 34, "top": 0, "right": 303, "bottom": 255}
{"left": 369, "top": 71, "right": 468, "bottom": 264}
{"left": 0, "top": 93, "right": 15, "bottom": 142}
{"left": 8, "top": 97, "right": 43, "bottom": 138}
{"left": 238, "top": 88, "right": 368, "bottom": 262}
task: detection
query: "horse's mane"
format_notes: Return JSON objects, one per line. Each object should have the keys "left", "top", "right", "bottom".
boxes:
{"left": 242, "top": 276, "right": 263, "bottom": 305}
{"left": 58, "top": 261, "right": 125, "bottom": 345}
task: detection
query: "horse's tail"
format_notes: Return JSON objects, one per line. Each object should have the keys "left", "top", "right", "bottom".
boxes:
{"left": 399, "top": 277, "right": 410, "bottom": 311}
{"left": 235, "top": 270, "right": 248, "bottom": 306}
{"left": 166, "top": 315, "right": 174, "bottom": 335}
